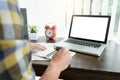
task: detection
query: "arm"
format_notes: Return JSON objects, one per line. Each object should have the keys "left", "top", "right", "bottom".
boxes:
{"left": 40, "top": 48, "right": 72, "bottom": 80}
{"left": 39, "top": 63, "right": 61, "bottom": 80}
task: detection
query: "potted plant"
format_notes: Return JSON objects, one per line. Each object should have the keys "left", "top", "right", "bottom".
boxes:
{"left": 28, "top": 25, "right": 39, "bottom": 40}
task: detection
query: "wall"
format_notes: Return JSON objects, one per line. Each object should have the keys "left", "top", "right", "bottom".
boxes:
{"left": 18, "top": 0, "right": 68, "bottom": 37}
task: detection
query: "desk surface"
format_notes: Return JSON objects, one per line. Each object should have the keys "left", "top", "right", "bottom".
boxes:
{"left": 32, "top": 37, "right": 120, "bottom": 80}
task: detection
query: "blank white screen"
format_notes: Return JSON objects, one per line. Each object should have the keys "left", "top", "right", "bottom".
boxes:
{"left": 70, "top": 16, "right": 109, "bottom": 42}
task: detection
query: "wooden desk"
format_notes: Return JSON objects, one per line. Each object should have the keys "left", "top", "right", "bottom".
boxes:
{"left": 32, "top": 37, "right": 120, "bottom": 80}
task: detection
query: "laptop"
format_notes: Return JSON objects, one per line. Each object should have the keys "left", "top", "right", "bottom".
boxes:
{"left": 55, "top": 15, "right": 111, "bottom": 56}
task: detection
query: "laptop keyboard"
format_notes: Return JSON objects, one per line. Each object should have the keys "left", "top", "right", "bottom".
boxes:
{"left": 65, "top": 39, "right": 101, "bottom": 48}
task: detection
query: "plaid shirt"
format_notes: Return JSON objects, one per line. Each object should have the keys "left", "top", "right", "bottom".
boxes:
{"left": 0, "top": 0, "right": 27, "bottom": 39}
{"left": 0, "top": 0, "right": 35, "bottom": 80}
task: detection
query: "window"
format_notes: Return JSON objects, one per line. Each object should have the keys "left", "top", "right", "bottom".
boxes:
{"left": 66, "top": 0, "right": 120, "bottom": 39}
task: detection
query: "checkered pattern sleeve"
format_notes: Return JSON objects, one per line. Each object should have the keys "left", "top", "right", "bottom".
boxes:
{"left": 0, "top": 0, "right": 35, "bottom": 80}
{"left": 0, "top": 0, "right": 27, "bottom": 40}
{"left": 0, "top": 40, "right": 35, "bottom": 80}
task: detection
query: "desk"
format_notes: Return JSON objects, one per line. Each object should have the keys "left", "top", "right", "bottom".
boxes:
{"left": 32, "top": 37, "right": 120, "bottom": 80}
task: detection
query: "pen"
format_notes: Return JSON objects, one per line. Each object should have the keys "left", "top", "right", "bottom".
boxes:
{"left": 54, "top": 46, "right": 62, "bottom": 51}
{"left": 33, "top": 55, "right": 51, "bottom": 59}
{"left": 55, "top": 46, "right": 75, "bottom": 52}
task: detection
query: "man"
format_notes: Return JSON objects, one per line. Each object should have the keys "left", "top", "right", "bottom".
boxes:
{"left": 0, "top": 0, "right": 72, "bottom": 80}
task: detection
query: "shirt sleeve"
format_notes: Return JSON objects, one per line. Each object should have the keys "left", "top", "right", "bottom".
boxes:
{"left": 0, "top": 0, "right": 28, "bottom": 40}
{"left": 0, "top": 40, "right": 35, "bottom": 80}
{"left": 0, "top": 0, "right": 35, "bottom": 80}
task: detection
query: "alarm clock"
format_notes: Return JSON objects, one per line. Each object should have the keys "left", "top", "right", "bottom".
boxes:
{"left": 45, "top": 25, "right": 57, "bottom": 39}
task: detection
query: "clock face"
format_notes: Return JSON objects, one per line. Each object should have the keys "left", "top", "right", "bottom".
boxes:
{"left": 45, "top": 29, "right": 53, "bottom": 37}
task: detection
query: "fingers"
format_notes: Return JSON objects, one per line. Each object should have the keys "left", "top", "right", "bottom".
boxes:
{"left": 30, "top": 42, "right": 46, "bottom": 50}
{"left": 31, "top": 50, "right": 37, "bottom": 53}
{"left": 51, "top": 47, "right": 72, "bottom": 71}
{"left": 60, "top": 47, "right": 69, "bottom": 52}
{"left": 38, "top": 44, "right": 46, "bottom": 50}
{"left": 57, "top": 48, "right": 71, "bottom": 58}
{"left": 56, "top": 47, "right": 69, "bottom": 54}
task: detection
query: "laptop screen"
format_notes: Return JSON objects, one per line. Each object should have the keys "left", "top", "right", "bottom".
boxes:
{"left": 69, "top": 15, "right": 111, "bottom": 43}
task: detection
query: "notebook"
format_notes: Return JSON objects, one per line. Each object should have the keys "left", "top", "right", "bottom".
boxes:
{"left": 55, "top": 15, "right": 111, "bottom": 56}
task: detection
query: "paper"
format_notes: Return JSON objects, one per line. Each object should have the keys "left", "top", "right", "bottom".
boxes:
{"left": 32, "top": 42, "right": 55, "bottom": 60}
{"left": 70, "top": 51, "right": 76, "bottom": 57}
{"left": 32, "top": 42, "right": 76, "bottom": 60}
{"left": 32, "top": 55, "right": 48, "bottom": 60}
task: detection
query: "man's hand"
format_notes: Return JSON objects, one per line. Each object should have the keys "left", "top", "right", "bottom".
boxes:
{"left": 40, "top": 48, "right": 72, "bottom": 80}
{"left": 50, "top": 48, "right": 72, "bottom": 72}
{"left": 30, "top": 42, "right": 46, "bottom": 53}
